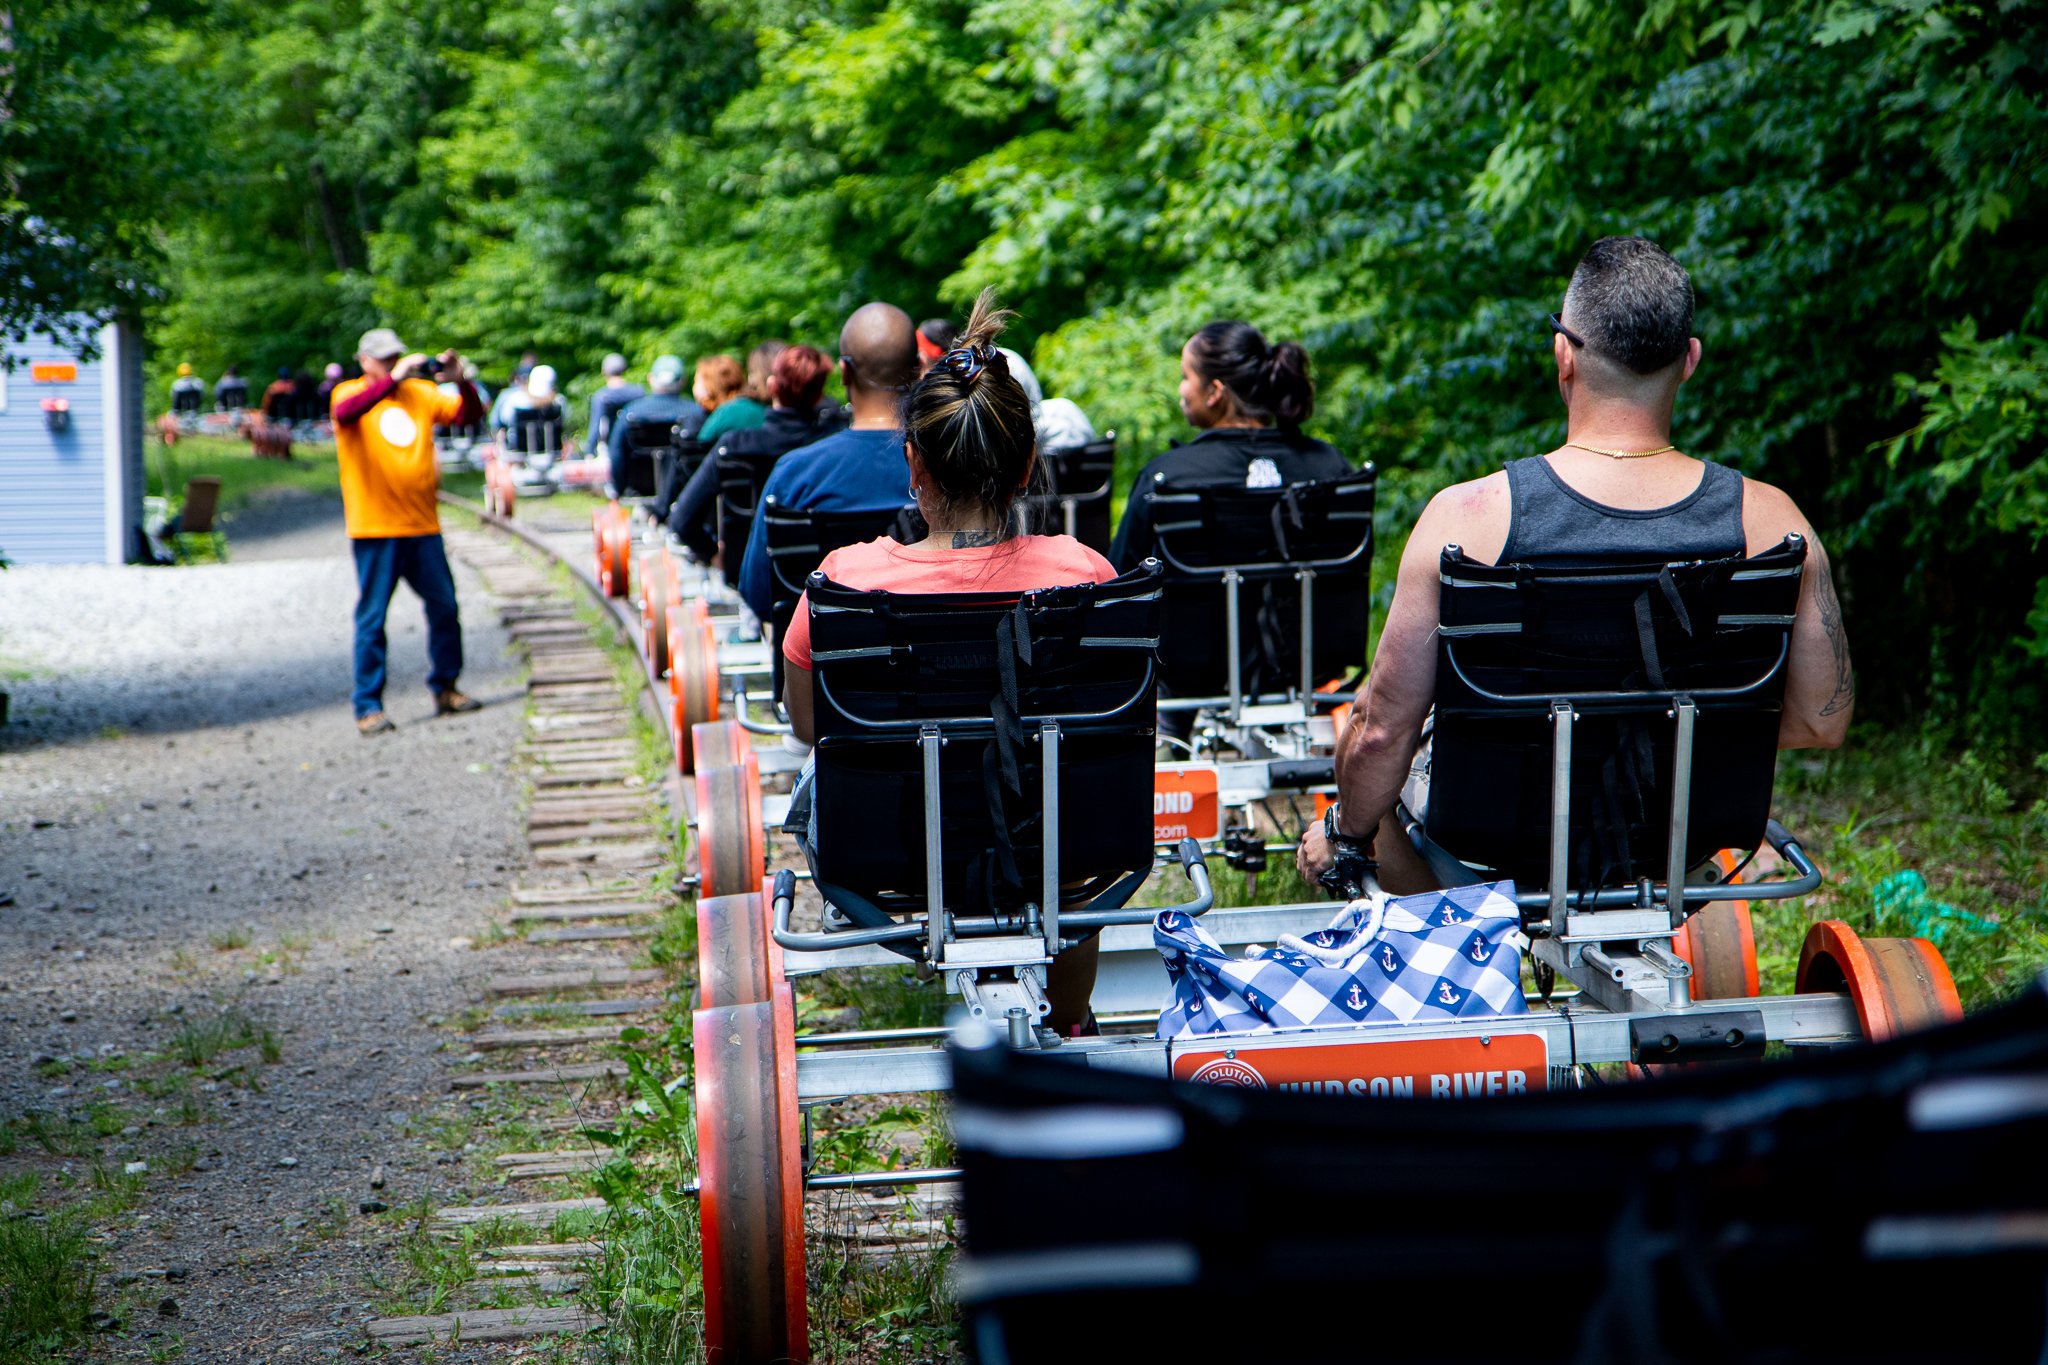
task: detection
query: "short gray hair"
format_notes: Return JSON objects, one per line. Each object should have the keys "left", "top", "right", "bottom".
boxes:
{"left": 1561, "top": 237, "right": 1693, "bottom": 374}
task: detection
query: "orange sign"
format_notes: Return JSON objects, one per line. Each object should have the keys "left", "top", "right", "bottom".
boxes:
{"left": 1174, "top": 1032, "right": 1549, "bottom": 1097}
{"left": 1153, "top": 766, "right": 1220, "bottom": 843}
{"left": 31, "top": 362, "right": 78, "bottom": 383}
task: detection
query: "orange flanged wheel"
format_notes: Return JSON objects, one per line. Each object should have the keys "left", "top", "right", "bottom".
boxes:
{"left": 668, "top": 598, "right": 712, "bottom": 702}
{"left": 642, "top": 549, "right": 672, "bottom": 678}
{"left": 692, "top": 720, "right": 750, "bottom": 773}
{"left": 597, "top": 505, "right": 633, "bottom": 599}
{"left": 1795, "top": 919, "right": 1964, "bottom": 1042}
{"left": 694, "top": 984, "right": 807, "bottom": 1364}
{"left": 694, "top": 753, "right": 764, "bottom": 898}
{"left": 696, "top": 891, "right": 780, "bottom": 1010}
{"left": 1673, "top": 849, "right": 1760, "bottom": 1000}
{"left": 670, "top": 607, "right": 720, "bottom": 773}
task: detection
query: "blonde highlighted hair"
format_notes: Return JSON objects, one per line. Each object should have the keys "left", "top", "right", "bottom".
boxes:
{"left": 900, "top": 288, "right": 1040, "bottom": 539}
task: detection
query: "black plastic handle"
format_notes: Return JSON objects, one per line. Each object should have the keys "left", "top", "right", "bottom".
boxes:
{"left": 1176, "top": 837, "right": 1205, "bottom": 873}
{"left": 1267, "top": 758, "right": 1336, "bottom": 788}
{"left": 773, "top": 868, "right": 796, "bottom": 903}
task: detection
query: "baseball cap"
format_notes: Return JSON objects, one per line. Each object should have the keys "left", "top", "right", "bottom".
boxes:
{"left": 528, "top": 365, "right": 559, "bottom": 401}
{"left": 602, "top": 352, "right": 628, "bottom": 377}
{"left": 648, "top": 354, "right": 686, "bottom": 386}
{"left": 176, "top": 362, "right": 193, "bottom": 377}
{"left": 356, "top": 327, "right": 407, "bottom": 361}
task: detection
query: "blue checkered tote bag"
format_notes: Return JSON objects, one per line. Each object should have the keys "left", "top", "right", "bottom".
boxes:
{"left": 1155, "top": 880, "right": 1529, "bottom": 1039}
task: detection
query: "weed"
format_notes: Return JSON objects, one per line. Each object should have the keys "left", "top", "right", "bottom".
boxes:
{"left": 0, "top": 1212, "right": 96, "bottom": 1361}
{"left": 809, "top": 1231, "right": 958, "bottom": 1364}
{"left": 207, "top": 926, "right": 252, "bottom": 952}
{"left": 168, "top": 1007, "right": 279, "bottom": 1068}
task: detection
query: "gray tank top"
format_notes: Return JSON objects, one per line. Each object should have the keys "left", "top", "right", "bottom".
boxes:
{"left": 1499, "top": 456, "right": 1746, "bottom": 566}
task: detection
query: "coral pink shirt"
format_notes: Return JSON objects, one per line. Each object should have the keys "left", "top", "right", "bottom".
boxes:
{"left": 782, "top": 534, "right": 1119, "bottom": 670}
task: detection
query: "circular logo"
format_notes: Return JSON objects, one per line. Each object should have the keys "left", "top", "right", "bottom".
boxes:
{"left": 378, "top": 404, "right": 419, "bottom": 448}
{"left": 1186, "top": 1057, "right": 1266, "bottom": 1089}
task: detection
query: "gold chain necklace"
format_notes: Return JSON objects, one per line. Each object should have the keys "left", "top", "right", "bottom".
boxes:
{"left": 1563, "top": 441, "right": 1679, "bottom": 461}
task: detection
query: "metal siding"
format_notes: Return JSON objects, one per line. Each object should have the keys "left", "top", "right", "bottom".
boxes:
{"left": 123, "top": 321, "right": 147, "bottom": 561}
{"left": 0, "top": 327, "right": 110, "bottom": 564}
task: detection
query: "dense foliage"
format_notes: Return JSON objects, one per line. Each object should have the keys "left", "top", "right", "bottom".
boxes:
{"left": 15, "top": 0, "right": 2046, "bottom": 737}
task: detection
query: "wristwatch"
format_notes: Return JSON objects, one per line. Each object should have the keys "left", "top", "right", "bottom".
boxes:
{"left": 1318, "top": 801, "right": 1378, "bottom": 899}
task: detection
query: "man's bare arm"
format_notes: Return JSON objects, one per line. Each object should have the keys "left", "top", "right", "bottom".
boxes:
{"left": 1331, "top": 495, "right": 1466, "bottom": 836}
{"left": 1751, "top": 484, "right": 1853, "bottom": 748}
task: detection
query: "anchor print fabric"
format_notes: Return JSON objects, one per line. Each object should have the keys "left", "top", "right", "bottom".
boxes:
{"left": 1154, "top": 881, "right": 1529, "bottom": 1038}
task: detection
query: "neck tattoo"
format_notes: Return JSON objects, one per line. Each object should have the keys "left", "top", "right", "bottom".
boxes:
{"left": 949, "top": 529, "right": 1002, "bottom": 548}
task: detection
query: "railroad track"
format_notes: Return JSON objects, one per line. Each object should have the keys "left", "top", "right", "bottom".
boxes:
{"left": 356, "top": 494, "right": 944, "bottom": 1353}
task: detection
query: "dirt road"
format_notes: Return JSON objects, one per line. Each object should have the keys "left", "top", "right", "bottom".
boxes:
{"left": 0, "top": 491, "right": 535, "bottom": 1360}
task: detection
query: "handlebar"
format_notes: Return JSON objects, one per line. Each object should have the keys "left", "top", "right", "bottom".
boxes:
{"left": 768, "top": 839, "right": 1216, "bottom": 954}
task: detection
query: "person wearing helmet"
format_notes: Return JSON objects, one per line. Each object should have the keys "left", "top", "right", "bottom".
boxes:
{"left": 170, "top": 363, "right": 206, "bottom": 415}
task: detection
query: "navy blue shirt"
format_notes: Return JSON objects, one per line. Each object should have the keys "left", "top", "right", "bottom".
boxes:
{"left": 586, "top": 382, "right": 644, "bottom": 454}
{"left": 738, "top": 426, "right": 908, "bottom": 621}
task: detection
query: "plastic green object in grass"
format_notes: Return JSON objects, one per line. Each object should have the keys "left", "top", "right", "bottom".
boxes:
{"left": 1873, "top": 870, "right": 1998, "bottom": 945}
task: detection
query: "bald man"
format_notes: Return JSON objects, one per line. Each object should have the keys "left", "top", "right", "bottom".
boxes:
{"left": 736, "top": 303, "right": 918, "bottom": 622}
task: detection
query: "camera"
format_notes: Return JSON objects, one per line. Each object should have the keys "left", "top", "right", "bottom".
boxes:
{"left": 409, "top": 354, "right": 445, "bottom": 381}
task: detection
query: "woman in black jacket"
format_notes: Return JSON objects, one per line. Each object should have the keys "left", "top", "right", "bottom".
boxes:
{"left": 1109, "top": 320, "right": 1349, "bottom": 570}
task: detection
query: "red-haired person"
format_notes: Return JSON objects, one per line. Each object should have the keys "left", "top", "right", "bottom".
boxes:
{"left": 668, "top": 344, "right": 838, "bottom": 561}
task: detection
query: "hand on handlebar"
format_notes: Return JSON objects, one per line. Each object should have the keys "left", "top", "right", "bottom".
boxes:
{"left": 1299, "top": 822, "right": 1378, "bottom": 901}
{"left": 1297, "top": 824, "right": 1336, "bottom": 885}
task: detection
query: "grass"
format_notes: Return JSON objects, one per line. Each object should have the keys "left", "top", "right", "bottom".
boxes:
{"left": 0, "top": 1207, "right": 96, "bottom": 1363}
{"left": 1761, "top": 732, "right": 2048, "bottom": 1010}
{"left": 167, "top": 1006, "right": 281, "bottom": 1067}
{"left": 148, "top": 434, "right": 339, "bottom": 515}
{"left": 207, "top": 925, "right": 252, "bottom": 952}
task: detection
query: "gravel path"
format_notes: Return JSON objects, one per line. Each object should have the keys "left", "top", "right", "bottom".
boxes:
{"left": 0, "top": 491, "right": 566, "bottom": 1359}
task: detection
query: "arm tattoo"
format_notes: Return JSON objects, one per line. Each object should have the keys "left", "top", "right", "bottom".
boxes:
{"left": 1814, "top": 556, "right": 1856, "bottom": 717}
{"left": 950, "top": 529, "right": 1002, "bottom": 548}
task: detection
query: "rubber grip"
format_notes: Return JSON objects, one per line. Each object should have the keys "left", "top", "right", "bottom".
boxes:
{"left": 1176, "top": 837, "right": 1204, "bottom": 872}
{"left": 773, "top": 868, "right": 796, "bottom": 903}
{"left": 1266, "top": 758, "right": 1336, "bottom": 787}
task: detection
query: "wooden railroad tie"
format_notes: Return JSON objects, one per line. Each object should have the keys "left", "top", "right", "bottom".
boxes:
{"left": 366, "top": 1306, "right": 601, "bottom": 1346}
{"left": 449, "top": 1061, "right": 629, "bottom": 1090}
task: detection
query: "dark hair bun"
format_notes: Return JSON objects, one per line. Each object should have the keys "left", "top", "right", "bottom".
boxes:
{"left": 1187, "top": 320, "right": 1315, "bottom": 430}
{"left": 1263, "top": 341, "right": 1312, "bottom": 427}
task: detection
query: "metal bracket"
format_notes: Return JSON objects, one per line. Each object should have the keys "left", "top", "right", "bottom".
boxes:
{"left": 1630, "top": 1008, "right": 1766, "bottom": 1064}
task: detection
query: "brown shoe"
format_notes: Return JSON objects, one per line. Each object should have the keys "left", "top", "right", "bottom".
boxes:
{"left": 435, "top": 689, "right": 482, "bottom": 716}
{"left": 357, "top": 712, "right": 396, "bottom": 737}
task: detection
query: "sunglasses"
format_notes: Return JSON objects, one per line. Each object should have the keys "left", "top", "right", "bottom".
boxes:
{"left": 1548, "top": 313, "right": 1586, "bottom": 348}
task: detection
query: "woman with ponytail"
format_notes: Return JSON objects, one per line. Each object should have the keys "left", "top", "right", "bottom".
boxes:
{"left": 780, "top": 289, "right": 1119, "bottom": 1034}
{"left": 1109, "top": 320, "right": 1350, "bottom": 570}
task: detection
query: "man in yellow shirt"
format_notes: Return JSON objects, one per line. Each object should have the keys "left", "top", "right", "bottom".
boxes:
{"left": 331, "top": 327, "right": 487, "bottom": 736}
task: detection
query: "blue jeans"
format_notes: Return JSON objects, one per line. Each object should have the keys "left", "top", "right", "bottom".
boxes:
{"left": 352, "top": 534, "right": 463, "bottom": 717}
